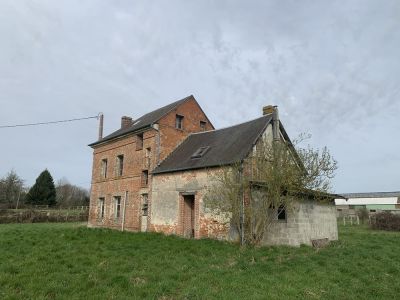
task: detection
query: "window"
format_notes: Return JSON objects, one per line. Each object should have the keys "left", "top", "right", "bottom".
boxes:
{"left": 191, "top": 146, "right": 210, "bottom": 159}
{"left": 277, "top": 205, "right": 286, "bottom": 220}
{"left": 200, "top": 121, "right": 207, "bottom": 131}
{"left": 136, "top": 133, "right": 143, "bottom": 150}
{"left": 175, "top": 115, "right": 184, "bottom": 130}
{"left": 99, "top": 198, "right": 105, "bottom": 219}
{"left": 116, "top": 155, "right": 124, "bottom": 176}
{"left": 144, "top": 147, "right": 151, "bottom": 168}
{"left": 114, "top": 196, "right": 121, "bottom": 219}
{"left": 141, "top": 170, "right": 149, "bottom": 187}
{"left": 101, "top": 159, "right": 108, "bottom": 179}
{"left": 142, "top": 194, "right": 148, "bottom": 216}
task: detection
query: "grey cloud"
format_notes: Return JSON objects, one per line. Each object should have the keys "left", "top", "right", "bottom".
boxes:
{"left": 0, "top": 0, "right": 399, "bottom": 193}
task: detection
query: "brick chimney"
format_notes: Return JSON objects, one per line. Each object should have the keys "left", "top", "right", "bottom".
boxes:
{"left": 263, "top": 105, "right": 275, "bottom": 116}
{"left": 121, "top": 116, "right": 133, "bottom": 129}
{"left": 262, "top": 105, "right": 279, "bottom": 141}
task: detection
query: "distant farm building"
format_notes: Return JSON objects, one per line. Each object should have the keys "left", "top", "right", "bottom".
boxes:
{"left": 335, "top": 191, "right": 400, "bottom": 215}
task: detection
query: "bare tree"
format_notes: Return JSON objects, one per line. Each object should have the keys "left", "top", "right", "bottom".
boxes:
{"left": 0, "top": 169, "right": 25, "bottom": 209}
{"left": 56, "top": 178, "right": 89, "bottom": 207}
{"left": 204, "top": 134, "right": 337, "bottom": 246}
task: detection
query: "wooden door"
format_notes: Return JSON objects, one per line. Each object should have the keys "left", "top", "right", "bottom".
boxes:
{"left": 183, "top": 195, "right": 195, "bottom": 238}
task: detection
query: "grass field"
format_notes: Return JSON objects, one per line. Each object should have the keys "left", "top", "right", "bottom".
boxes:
{"left": 1, "top": 223, "right": 399, "bottom": 299}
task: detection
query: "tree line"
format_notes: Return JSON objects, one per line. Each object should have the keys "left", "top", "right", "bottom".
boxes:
{"left": 0, "top": 169, "right": 89, "bottom": 209}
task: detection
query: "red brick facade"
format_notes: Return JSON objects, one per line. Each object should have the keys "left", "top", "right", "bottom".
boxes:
{"left": 88, "top": 97, "right": 213, "bottom": 231}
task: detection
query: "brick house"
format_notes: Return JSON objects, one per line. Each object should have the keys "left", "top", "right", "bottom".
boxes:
{"left": 88, "top": 95, "right": 338, "bottom": 246}
{"left": 88, "top": 95, "right": 213, "bottom": 231}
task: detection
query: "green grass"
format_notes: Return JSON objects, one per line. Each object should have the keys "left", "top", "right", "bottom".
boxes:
{"left": 1, "top": 224, "right": 399, "bottom": 299}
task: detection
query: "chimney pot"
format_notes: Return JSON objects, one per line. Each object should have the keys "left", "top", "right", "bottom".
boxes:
{"left": 121, "top": 116, "right": 133, "bottom": 129}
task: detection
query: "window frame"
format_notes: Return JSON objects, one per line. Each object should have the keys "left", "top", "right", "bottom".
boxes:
{"left": 141, "top": 170, "right": 149, "bottom": 187}
{"left": 101, "top": 159, "right": 108, "bottom": 179}
{"left": 116, "top": 154, "right": 124, "bottom": 177}
{"left": 114, "top": 196, "right": 122, "bottom": 220}
{"left": 136, "top": 133, "right": 144, "bottom": 150}
{"left": 175, "top": 114, "right": 184, "bottom": 130}
{"left": 277, "top": 205, "right": 286, "bottom": 221}
{"left": 99, "top": 197, "right": 105, "bottom": 219}
{"left": 141, "top": 193, "right": 149, "bottom": 216}
{"left": 200, "top": 121, "right": 207, "bottom": 131}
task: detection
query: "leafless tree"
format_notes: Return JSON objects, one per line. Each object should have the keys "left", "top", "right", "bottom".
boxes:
{"left": 204, "top": 134, "right": 337, "bottom": 246}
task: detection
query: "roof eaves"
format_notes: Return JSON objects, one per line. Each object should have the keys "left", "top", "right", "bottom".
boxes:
{"left": 88, "top": 124, "right": 152, "bottom": 148}
{"left": 152, "top": 160, "right": 239, "bottom": 175}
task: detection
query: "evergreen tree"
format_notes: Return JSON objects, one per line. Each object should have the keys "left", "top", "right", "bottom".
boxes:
{"left": 26, "top": 169, "right": 57, "bottom": 206}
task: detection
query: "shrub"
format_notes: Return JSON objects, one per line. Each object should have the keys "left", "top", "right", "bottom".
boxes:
{"left": 370, "top": 211, "right": 400, "bottom": 231}
{"left": 356, "top": 207, "right": 369, "bottom": 224}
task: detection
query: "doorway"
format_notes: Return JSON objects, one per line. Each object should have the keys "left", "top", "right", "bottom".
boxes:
{"left": 183, "top": 194, "right": 195, "bottom": 238}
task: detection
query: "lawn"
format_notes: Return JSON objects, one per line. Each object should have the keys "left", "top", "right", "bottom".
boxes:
{"left": 0, "top": 223, "right": 399, "bottom": 299}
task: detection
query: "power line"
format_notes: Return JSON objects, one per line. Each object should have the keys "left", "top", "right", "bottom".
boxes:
{"left": 0, "top": 114, "right": 100, "bottom": 129}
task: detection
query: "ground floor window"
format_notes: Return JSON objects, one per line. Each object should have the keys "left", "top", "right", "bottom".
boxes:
{"left": 114, "top": 196, "right": 121, "bottom": 219}
{"left": 99, "top": 197, "right": 105, "bottom": 219}
{"left": 141, "top": 194, "right": 148, "bottom": 216}
{"left": 277, "top": 205, "right": 286, "bottom": 221}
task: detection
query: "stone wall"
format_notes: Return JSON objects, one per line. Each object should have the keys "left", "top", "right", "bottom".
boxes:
{"left": 150, "top": 169, "right": 231, "bottom": 239}
{"left": 263, "top": 201, "right": 338, "bottom": 246}
{"left": 151, "top": 169, "right": 338, "bottom": 246}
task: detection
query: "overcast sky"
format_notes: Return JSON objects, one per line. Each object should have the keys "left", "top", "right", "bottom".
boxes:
{"left": 0, "top": 0, "right": 399, "bottom": 193}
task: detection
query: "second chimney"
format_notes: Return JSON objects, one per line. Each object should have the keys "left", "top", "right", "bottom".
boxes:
{"left": 121, "top": 116, "right": 133, "bottom": 129}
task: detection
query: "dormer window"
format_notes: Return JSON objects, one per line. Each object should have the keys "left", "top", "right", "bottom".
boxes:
{"left": 176, "top": 115, "right": 184, "bottom": 130}
{"left": 191, "top": 146, "right": 210, "bottom": 159}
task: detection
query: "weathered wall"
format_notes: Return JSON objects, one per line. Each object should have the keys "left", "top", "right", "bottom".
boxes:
{"left": 151, "top": 169, "right": 338, "bottom": 246}
{"left": 158, "top": 97, "right": 214, "bottom": 162}
{"left": 88, "top": 97, "right": 213, "bottom": 232}
{"left": 263, "top": 201, "right": 338, "bottom": 246}
{"left": 150, "top": 169, "right": 231, "bottom": 239}
{"left": 88, "top": 129, "right": 157, "bottom": 231}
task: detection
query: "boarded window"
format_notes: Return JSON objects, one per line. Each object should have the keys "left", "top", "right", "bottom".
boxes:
{"left": 116, "top": 155, "right": 124, "bottom": 176}
{"left": 141, "top": 170, "right": 149, "bottom": 187}
{"left": 136, "top": 133, "right": 143, "bottom": 150}
{"left": 176, "top": 115, "right": 184, "bottom": 130}
{"left": 114, "top": 196, "right": 121, "bottom": 219}
{"left": 101, "top": 159, "right": 108, "bottom": 179}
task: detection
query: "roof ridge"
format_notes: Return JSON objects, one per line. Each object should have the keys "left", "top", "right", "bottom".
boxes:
{"left": 189, "top": 114, "right": 272, "bottom": 136}
{"left": 89, "top": 95, "right": 194, "bottom": 147}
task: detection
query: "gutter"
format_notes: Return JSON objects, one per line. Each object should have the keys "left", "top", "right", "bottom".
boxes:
{"left": 121, "top": 190, "right": 128, "bottom": 231}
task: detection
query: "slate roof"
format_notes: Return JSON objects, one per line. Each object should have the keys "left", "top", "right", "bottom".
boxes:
{"left": 89, "top": 95, "right": 193, "bottom": 147}
{"left": 152, "top": 114, "right": 273, "bottom": 174}
{"left": 340, "top": 192, "right": 400, "bottom": 199}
